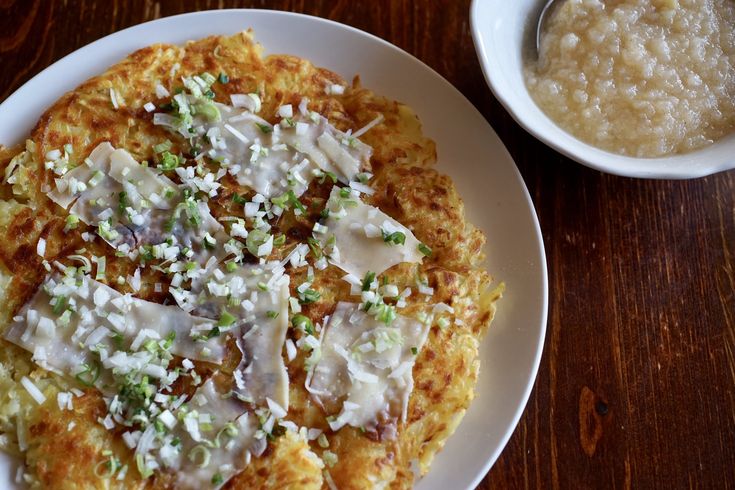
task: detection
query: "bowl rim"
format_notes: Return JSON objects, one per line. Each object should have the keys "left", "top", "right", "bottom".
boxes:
{"left": 469, "top": 0, "right": 735, "bottom": 180}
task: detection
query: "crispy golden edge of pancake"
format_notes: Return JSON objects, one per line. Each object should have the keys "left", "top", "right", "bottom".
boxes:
{"left": 0, "top": 30, "right": 502, "bottom": 489}
{"left": 227, "top": 431, "right": 324, "bottom": 490}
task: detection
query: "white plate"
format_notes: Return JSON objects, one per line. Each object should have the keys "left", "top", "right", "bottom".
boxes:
{"left": 470, "top": 0, "right": 735, "bottom": 179}
{"left": 0, "top": 10, "right": 548, "bottom": 489}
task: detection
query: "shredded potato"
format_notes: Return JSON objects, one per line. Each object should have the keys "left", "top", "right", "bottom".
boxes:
{"left": 0, "top": 30, "right": 500, "bottom": 489}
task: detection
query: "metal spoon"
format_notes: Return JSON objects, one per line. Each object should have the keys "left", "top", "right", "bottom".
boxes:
{"left": 535, "top": 0, "right": 565, "bottom": 55}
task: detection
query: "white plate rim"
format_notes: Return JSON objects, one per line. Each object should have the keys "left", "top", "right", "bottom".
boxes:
{"left": 0, "top": 9, "right": 549, "bottom": 489}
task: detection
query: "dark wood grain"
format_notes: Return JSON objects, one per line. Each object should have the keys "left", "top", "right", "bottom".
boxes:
{"left": 1, "top": 0, "right": 734, "bottom": 488}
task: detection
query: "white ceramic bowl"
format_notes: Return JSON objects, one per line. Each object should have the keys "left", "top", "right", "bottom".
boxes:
{"left": 470, "top": 0, "right": 735, "bottom": 179}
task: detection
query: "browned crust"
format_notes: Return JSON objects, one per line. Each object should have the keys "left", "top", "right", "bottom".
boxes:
{"left": 0, "top": 30, "right": 499, "bottom": 489}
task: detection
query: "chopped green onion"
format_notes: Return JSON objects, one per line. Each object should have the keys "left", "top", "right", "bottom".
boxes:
{"left": 271, "top": 190, "right": 305, "bottom": 213}
{"left": 94, "top": 456, "right": 119, "bottom": 478}
{"left": 411, "top": 346, "right": 418, "bottom": 355}
{"left": 185, "top": 197, "right": 202, "bottom": 226}
{"left": 232, "top": 193, "right": 247, "bottom": 205}
{"left": 418, "top": 242, "right": 432, "bottom": 257}
{"left": 88, "top": 170, "right": 105, "bottom": 187}
{"left": 357, "top": 172, "right": 371, "bottom": 184}
{"left": 318, "top": 171, "right": 337, "bottom": 184}
{"left": 362, "top": 271, "right": 376, "bottom": 291}
{"left": 95, "top": 256, "right": 107, "bottom": 280}
{"left": 153, "top": 140, "right": 172, "bottom": 154}
{"left": 218, "top": 310, "right": 237, "bottom": 327}
{"left": 164, "top": 332, "right": 176, "bottom": 349}
{"left": 52, "top": 296, "right": 68, "bottom": 315}
{"left": 323, "top": 450, "right": 338, "bottom": 467}
{"left": 76, "top": 362, "right": 100, "bottom": 387}
{"left": 188, "top": 445, "right": 211, "bottom": 468}
{"left": 307, "top": 238, "right": 323, "bottom": 259}
{"left": 226, "top": 261, "right": 239, "bottom": 272}
{"left": 97, "top": 221, "right": 119, "bottom": 242}
{"left": 300, "top": 288, "right": 321, "bottom": 304}
{"left": 64, "top": 214, "right": 80, "bottom": 232}
{"left": 158, "top": 151, "right": 180, "bottom": 171}
{"left": 246, "top": 229, "right": 270, "bottom": 256}
{"left": 200, "top": 72, "right": 216, "bottom": 86}
{"left": 136, "top": 453, "right": 153, "bottom": 478}
{"left": 194, "top": 100, "right": 220, "bottom": 121}
{"left": 218, "top": 72, "right": 229, "bottom": 84}
{"left": 266, "top": 310, "right": 279, "bottom": 319}
{"left": 377, "top": 304, "right": 397, "bottom": 325}
{"left": 118, "top": 191, "right": 128, "bottom": 215}
{"left": 273, "top": 234, "right": 286, "bottom": 246}
{"left": 292, "top": 314, "right": 314, "bottom": 335}
{"left": 256, "top": 123, "right": 272, "bottom": 134}
{"left": 317, "top": 433, "right": 329, "bottom": 448}
{"left": 382, "top": 230, "right": 406, "bottom": 246}
{"left": 214, "top": 423, "right": 238, "bottom": 448}
{"left": 111, "top": 332, "right": 124, "bottom": 349}
{"left": 212, "top": 473, "right": 224, "bottom": 486}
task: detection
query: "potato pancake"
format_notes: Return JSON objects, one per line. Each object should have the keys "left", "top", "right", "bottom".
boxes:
{"left": 0, "top": 30, "right": 500, "bottom": 489}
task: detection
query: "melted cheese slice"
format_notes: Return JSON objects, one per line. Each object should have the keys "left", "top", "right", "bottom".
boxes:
{"left": 51, "top": 144, "right": 177, "bottom": 223}
{"left": 205, "top": 105, "right": 372, "bottom": 197}
{"left": 48, "top": 142, "right": 228, "bottom": 262}
{"left": 307, "top": 302, "right": 430, "bottom": 434}
{"left": 321, "top": 187, "right": 424, "bottom": 277}
{"left": 4, "top": 273, "right": 226, "bottom": 385}
{"left": 278, "top": 115, "right": 372, "bottom": 183}
{"left": 189, "top": 262, "right": 291, "bottom": 410}
{"left": 172, "top": 379, "right": 255, "bottom": 489}
{"left": 207, "top": 105, "right": 313, "bottom": 198}
{"left": 48, "top": 142, "right": 116, "bottom": 209}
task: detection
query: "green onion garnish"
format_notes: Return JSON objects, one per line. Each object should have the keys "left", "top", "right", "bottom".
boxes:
{"left": 418, "top": 242, "right": 432, "bottom": 257}
{"left": 273, "top": 234, "right": 286, "bottom": 246}
{"left": 382, "top": 230, "right": 406, "bottom": 245}
{"left": 232, "top": 193, "right": 247, "bottom": 205}
{"left": 307, "top": 238, "right": 323, "bottom": 259}
{"left": 218, "top": 310, "right": 237, "bottom": 327}
{"left": 291, "top": 314, "right": 314, "bottom": 335}
{"left": 118, "top": 191, "right": 128, "bottom": 215}
{"left": 52, "top": 295, "right": 68, "bottom": 315}
{"left": 76, "top": 362, "right": 100, "bottom": 387}
{"left": 256, "top": 123, "right": 272, "bottom": 134}
{"left": 153, "top": 140, "right": 172, "bottom": 154}
{"left": 188, "top": 445, "right": 211, "bottom": 468}
{"left": 318, "top": 171, "right": 337, "bottom": 184}
{"left": 158, "top": 151, "right": 180, "bottom": 171}
{"left": 246, "top": 229, "right": 270, "bottom": 256}
{"left": 362, "top": 271, "right": 376, "bottom": 291}
{"left": 64, "top": 214, "right": 80, "bottom": 232}
{"left": 300, "top": 289, "right": 321, "bottom": 304}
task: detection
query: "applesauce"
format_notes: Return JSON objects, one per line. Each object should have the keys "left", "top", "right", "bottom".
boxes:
{"left": 524, "top": 0, "right": 735, "bottom": 157}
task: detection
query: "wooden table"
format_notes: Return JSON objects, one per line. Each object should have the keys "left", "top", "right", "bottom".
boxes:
{"left": 2, "top": 0, "right": 734, "bottom": 488}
